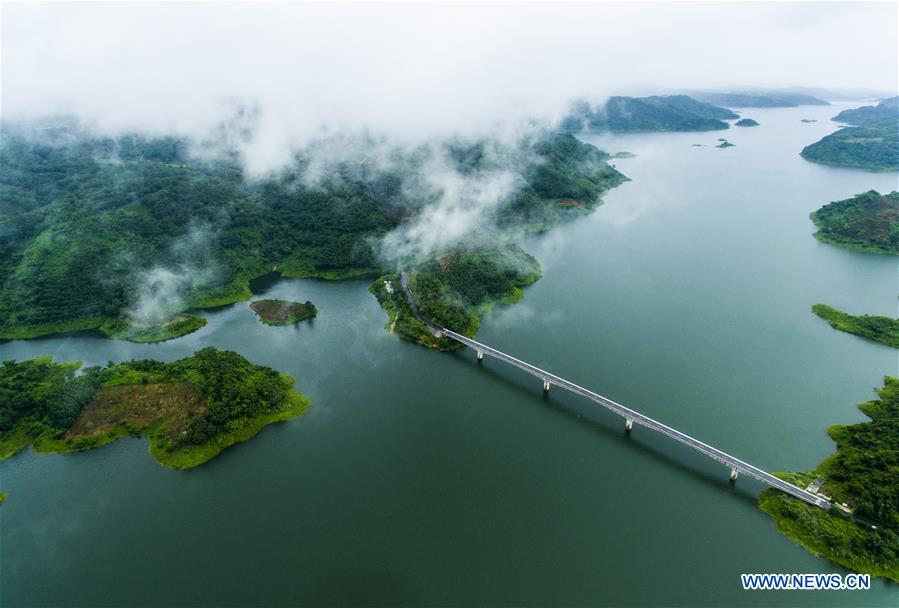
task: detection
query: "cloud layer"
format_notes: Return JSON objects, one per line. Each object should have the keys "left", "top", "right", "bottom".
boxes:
{"left": 3, "top": 2, "right": 896, "bottom": 173}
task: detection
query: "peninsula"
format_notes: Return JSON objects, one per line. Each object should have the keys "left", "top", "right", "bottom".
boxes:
{"left": 759, "top": 377, "right": 899, "bottom": 581}
{"left": 812, "top": 304, "right": 899, "bottom": 348}
{"left": 800, "top": 98, "right": 899, "bottom": 172}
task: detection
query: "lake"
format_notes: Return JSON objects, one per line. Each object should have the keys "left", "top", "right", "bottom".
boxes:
{"left": 1, "top": 103, "right": 897, "bottom": 606}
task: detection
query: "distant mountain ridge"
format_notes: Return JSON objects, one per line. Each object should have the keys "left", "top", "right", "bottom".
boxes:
{"left": 562, "top": 95, "right": 738, "bottom": 133}
{"left": 692, "top": 91, "right": 829, "bottom": 108}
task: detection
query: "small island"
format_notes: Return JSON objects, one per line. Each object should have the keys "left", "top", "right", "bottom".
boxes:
{"left": 800, "top": 119, "right": 817, "bottom": 123}
{"left": 735, "top": 118, "right": 759, "bottom": 127}
{"left": 99, "top": 313, "right": 207, "bottom": 343}
{"left": 810, "top": 190, "right": 899, "bottom": 255}
{"left": 716, "top": 140, "right": 735, "bottom": 148}
{"left": 812, "top": 304, "right": 899, "bottom": 348}
{"left": 0, "top": 348, "right": 311, "bottom": 469}
{"left": 759, "top": 377, "right": 899, "bottom": 582}
{"left": 250, "top": 299, "right": 317, "bottom": 326}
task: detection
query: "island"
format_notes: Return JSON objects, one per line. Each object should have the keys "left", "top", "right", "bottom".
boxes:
{"left": 250, "top": 299, "right": 317, "bottom": 326}
{"left": 99, "top": 313, "right": 207, "bottom": 342}
{"left": 801, "top": 119, "right": 817, "bottom": 123}
{"left": 0, "top": 348, "right": 310, "bottom": 469}
{"left": 800, "top": 98, "right": 898, "bottom": 171}
{"left": 810, "top": 190, "right": 899, "bottom": 254}
{"left": 759, "top": 377, "right": 899, "bottom": 582}
{"left": 734, "top": 118, "right": 759, "bottom": 127}
{"left": 692, "top": 91, "right": 829, "bottom": 108}
{"left": 561, "top": 95, "right": 737, "bottom": 133}
{"left": 716, "top": 140, "right": 735, "bottom": 148}
{"left": 812, "top": 304, "right": 899, "bottom": 348}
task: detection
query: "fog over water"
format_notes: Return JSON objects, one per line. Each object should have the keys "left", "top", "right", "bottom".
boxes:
{"left": 2, "top": 2, "right": 896, "bottom": 173}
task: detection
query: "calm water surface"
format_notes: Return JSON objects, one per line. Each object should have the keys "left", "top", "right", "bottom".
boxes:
{"left": 1, "top": 104, "right": 897, "bottom": 606}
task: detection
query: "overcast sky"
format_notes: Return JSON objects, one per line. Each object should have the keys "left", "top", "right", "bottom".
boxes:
{"left": 2, "top": 2, "right": 896, "bottom": 168}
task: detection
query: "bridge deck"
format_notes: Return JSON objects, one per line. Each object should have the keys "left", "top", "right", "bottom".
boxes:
{"left": 438, "top": 327, "right": 830, "bottom": 510}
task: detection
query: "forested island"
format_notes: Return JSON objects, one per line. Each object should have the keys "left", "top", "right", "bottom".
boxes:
{"left": 812, "top": 304, "right": 899, "bottom": 348}
{"left": 0, "top": 348, "right": 310, "bottom": 468}
{"left": 800, "top": 98, "right": 899, "bottom": 171}
{"left": 561, "top": 95, "right": 737, "bottom": 133}
{"left": 735, "top": 118, "right": 759, "bottom": 127}
{"left": 250, "top": 299, "right": 317, "bottom": 326}
{"left": 759, "top": 377, "right": 899, "bottom": 581}
{"left": 809, "top": 190, "right": 899, "bottom": 254}
{"left": 0, "top": 121, "right": 622, "bottom": 343}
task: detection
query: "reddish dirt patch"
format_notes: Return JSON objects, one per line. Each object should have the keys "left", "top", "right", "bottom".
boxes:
{"left": 65, "top": 383, "right": 207, "bottom": 441}
{"left": 559, "top": 199, "right": 586, "bottom": 208}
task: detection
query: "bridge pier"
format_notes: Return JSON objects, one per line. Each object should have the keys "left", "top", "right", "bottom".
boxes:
{"left": 543, "top": 380, "right": 550, "bottom": 392}
{"left": 625, "top": 418, "right": 633, "bottom": 432}
{"left": 730, "top": 468, "right": 739, "bottom": 481}
{"left": 476, "top": 350, "right": 484, "bottom": 361}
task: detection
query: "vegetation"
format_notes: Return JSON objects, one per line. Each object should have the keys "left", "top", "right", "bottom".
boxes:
{"left": 801, "top": 125, "right": 899, "bottom": 172}
{"left": 99, "top": 314, "right": 207, "bottom": 342}
{"left": 250, "top": 299, "right": 317, "bottom": 326}
{"left": 759, "top": 377, "right": 899, "bottom": 581}
{"left": 562, "top": 95, "right": 737, "bottom": 133}
{"left": 832, "top": 97, "right": 898, "bottom": 127}
{"left": 801, "top": 100, "right": 898, "bottom": 171}
{"left": 716, "top": 140, "right": 735, "bottom": 148}
{"left": 370, "top": 244, "right": 541, "bottom": 350}
{"left": 735, "top": 118, "right": 759, "bottom": 127}
{"left": 812, "top": 304, "right": 899, "bottom": 348}
{"left": 0, "top": 122, "right": 623, "bottom": 340}
{"left": 810, "top": 190, "right": 899, "bottom": 254}
{"left": 0, "top": 348, "right": 310, "bottom": 468}
{"left": 693, "top": 92, "right": 829, "bottom": 108}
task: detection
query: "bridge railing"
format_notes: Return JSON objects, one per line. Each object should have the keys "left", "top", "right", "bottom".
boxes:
{"left": 438, "top": 327, "right": 830, "bottom": 510}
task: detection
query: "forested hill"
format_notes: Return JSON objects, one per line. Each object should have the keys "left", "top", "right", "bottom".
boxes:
{"left": 561, "top": 95, "right": 738, "bottom": 133}
{"left": 0, "top": 122, "right": 625, "bottom": 340}
{"left": 832, "top": 97, "right": 898, "bottom": 127}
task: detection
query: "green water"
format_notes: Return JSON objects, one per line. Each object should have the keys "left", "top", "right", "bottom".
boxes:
{"left": 1, "top": 104, "right": 897, "bottom": 606}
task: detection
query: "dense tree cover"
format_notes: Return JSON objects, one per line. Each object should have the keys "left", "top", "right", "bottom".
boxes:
{"left": 100, "top": 314, "right": 207, "bottom": 342}
{"left": 249, "top": 299, "right": 317, "bottom": 325}
{"left": 693, "top": 92, "right": 829, "bottom": 108}
{"left": 0, "top": 356, "right": 103, "bottom": 435}
{"left": 0, "top": 348, "right": 309, "bottom": 467}
{"left": 370, "top": 245, "right": 541, "bottom": 350}
{"left": 832, "top": 97, "right": 898, "bottom": 127}
{"left": 812, "top": 304, "right": 899, "bottom": 348}
{"left": 800, "top": 125, "right": 899, "bottom": 172}
{"left": 759, "top": 377, "right": 899, "bottom": 581}
{"left": 0, "top": 122, "right": 622, "bottom": 340}
{"left": 734, "top": 118, "right": 759, "bottom": 127}
{"left": 562, "top": 95, "right": 737, "bottom": 133}
{"left": 801, "top": 101, "right": 898, "bottom": 171}
{"left": 810, "top": 190, "right": 899, "bottom": 254}
{"left": 411, "top": 245, "right": 541, "bottom": 337}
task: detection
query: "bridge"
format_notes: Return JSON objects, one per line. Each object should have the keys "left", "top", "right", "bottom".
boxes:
{"left": 400, "top": 273, "right": 831, "bottom": 510}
